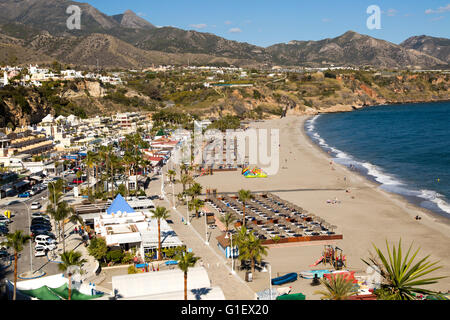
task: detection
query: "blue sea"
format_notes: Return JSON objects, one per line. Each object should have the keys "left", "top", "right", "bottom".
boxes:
{"left": 305, "top": 102, "right": 450, "bottom": 218}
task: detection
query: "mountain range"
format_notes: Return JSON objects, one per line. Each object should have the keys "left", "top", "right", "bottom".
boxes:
{"left": 0, "top": 0, "right": 448, "bottom": 69}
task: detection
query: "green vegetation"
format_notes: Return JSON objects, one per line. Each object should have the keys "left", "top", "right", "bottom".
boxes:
{"left": 362, "top": 239, "right": 447, "bottom": 300}
{"left": 314, "top": 274, "right": 359, "bottom": 300}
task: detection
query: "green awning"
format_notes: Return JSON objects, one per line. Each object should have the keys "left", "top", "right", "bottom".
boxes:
{"left": 19, "top": 284, "right": 103, "bottom": 300}
{"left": 19, "top": 286, "right": 62, "bottom": 300}
{"left": 276, "top": 293, "right": 306, "bottom": 300}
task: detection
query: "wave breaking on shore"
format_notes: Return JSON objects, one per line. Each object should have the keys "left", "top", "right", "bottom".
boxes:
{"left": 305, "top": 115, "right": 450, "bottom": 217}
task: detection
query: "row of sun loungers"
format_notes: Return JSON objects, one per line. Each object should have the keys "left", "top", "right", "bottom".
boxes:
{"left": 206, "top": 192, "right": 337, "bottom": 241}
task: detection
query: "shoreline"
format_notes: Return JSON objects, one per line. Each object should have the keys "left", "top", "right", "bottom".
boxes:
{"left": 312, "top": 99, "right": 450, "bottom": 115}
{"left": 300, "top": 115, "right": 450, "bottom": 231}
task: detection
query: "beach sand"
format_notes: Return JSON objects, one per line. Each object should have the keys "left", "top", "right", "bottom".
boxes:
{"left": 194, "top": 115, "right": 450, "bottom": 298}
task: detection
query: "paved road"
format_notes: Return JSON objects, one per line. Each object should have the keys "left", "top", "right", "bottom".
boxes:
{"left": 0, "top": 182, "right": 74, "bottom": 281}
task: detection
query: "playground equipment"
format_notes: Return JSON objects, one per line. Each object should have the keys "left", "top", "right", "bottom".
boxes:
{"left": 200, "top": 167, "right": 213, "bottom": 176}
{"left": 242, "top": 166, "right": 268, "bottom": 178}
{"left": 309, "top": 245, "right": 347, "bottom": 270}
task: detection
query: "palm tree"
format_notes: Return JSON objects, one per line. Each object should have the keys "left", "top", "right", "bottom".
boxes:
{"left": 58, "top": 250, "right": 87, "bottom": 300}
{"left": 362, "top": 239, "right": 446, "bottom": 300}
{"left": 150, "top": 206, "right": 171, "bottom": 260}
{"left": 238, "top": 189, "right": 252, "bottom": 227}
{"left": 180, "top": 174, "right": 193, "bottom": 193}
{"left": 1, "top": 230, "right": 31, "bottom": 300}
{"left": 176, "top": 251, "right": 199, "bottom": 300}
{"left": 48, "top": 201, "right": 75, "bottom": 252}
{"left": 238, "top": 230, "right": 268, "bottom": 275}
{"left": 167, "top": 170, "right": 176, "bottom": 183}
{"left": 188, "top": 198, "right": 205, "bottom": 218}
{"left": 219, "top": 212, "right": 237, "bottom": 232}
{"left": 83, "top": 151, "right": 96, "bottom": 200}
{"left": 188, "top": 182, "right": 202, "bottom": 201}
{"left": 180, "top": 163, "right": 188, "bottom": 176}
{"left": 314, "top": 274, "right": 359, "bottom": 300}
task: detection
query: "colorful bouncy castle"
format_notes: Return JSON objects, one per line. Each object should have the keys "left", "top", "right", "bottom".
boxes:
{"left": 242, "top": 166, "right": 268, "bottom": 178}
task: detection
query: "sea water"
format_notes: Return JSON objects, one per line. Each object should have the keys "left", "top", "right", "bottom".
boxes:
{"left": 305, "top": 102, "right": 450, "bottom": 218}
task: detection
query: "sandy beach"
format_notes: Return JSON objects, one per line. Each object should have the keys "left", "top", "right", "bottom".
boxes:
{"left": 193, "top": 115, "right": 450, "bottom": 298}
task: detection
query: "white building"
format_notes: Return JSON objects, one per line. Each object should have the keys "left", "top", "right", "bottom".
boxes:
{"left": 111, "top": 267, "right": 225, "bottom": 300}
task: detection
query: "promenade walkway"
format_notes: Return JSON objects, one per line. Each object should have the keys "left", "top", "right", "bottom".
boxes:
{"left": 147, "top": 170, "right": 256, "bottom": 300}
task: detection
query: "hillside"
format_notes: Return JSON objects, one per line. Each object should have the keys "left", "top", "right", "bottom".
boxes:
{"left": 0, "top": 0, "right": 448, "bottom": 69}
{"left": 2, "top": 69, "right": 449, "bottom": 129}
{"left": 401, "top": 35, "right": 450, "bottom": 64}
{"left": 267, "top": 31, "right": 446, "bottom": 68}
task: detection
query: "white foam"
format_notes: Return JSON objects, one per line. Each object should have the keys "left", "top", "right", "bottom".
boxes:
{"left": 417, "top": 190, "right": 450, "bottom": 215}
{"left": 362, "top": 162, "right": 403, "bottom": 186}
{"left": 305, "top": 115, "right": 450, "bottom": 216}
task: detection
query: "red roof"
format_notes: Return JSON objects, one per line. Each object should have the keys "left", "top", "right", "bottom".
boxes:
{"left": 147, "top": 156, "right": 163, "bottom": 162}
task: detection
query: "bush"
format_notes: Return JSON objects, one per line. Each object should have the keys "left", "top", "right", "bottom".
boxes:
{"left": 88, "top": 237, "right": 108, "bottom": 262}
{"left": 127, "top": 265, "right": 142, "bottom": 274}
{"left": 122, "top": 251, "right": 135, "bottom": 264}
{"left": 106, "top": 249, "right": 124, "bottom": 263}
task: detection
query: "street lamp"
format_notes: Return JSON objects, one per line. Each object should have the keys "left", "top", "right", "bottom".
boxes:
{"left": 171, "top": 181, "right": 176, "bottom": 210}
{"left": 204, "top": 210, "right": 209, "bottom": 245}
{"left": 185, "top": 194, "right": 190, "bottom": 225}
{"left": 226, "top": 232, "right": 236, "bottom": 275}
{"left": 268, "top": 264, "right": 273, "bottom": 300}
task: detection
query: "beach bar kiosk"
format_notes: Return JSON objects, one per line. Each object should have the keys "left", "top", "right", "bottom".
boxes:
{"left": 216, "top": 234, "right": 238, "bottom": 258}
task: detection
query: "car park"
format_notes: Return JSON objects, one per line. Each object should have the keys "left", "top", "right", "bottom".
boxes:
{"left": 30, "top": 202, "right": 42, "bottom": 210}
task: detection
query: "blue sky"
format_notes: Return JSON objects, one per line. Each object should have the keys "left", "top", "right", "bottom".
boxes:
{"left": 89, "top": 0, "right": 450, "bottom": 47}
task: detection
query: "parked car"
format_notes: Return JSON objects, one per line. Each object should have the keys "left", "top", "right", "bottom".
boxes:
{"left": 35, "top": 239, "right": 56, "bottom": 251}
{"left": 30, "top": 225, "right": 52, "bottom": 233}
{"left": 32, "top": 216, "right": 51, "bottom": 223}
{"left": 0, "top": 249, "right": 9, "bottom": 258}
{"left": 32, "top": 230, "right": 56, "bottom": 240}
{"left": 30, "top": 202, "right": 42, "bottom": 210}
{"left": 35, "top": 235, "right": 56, "bottom": 244}
{"left": 18, "top": 192, "right": 31, "bottom": 198}
{"left": 31, "top": 222, "right": 52, "bottom": 229}
{"left": 0, "top": 226, "right": 9, "bottom": 235}
{"left": 0, "top": 216, "right": 11, "bottom": 224}
{"left": 31, "top": 212, "right": 47, "bottom": 219}
{"left": 34, "top": 245, "right": 47, "bottom": 257}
